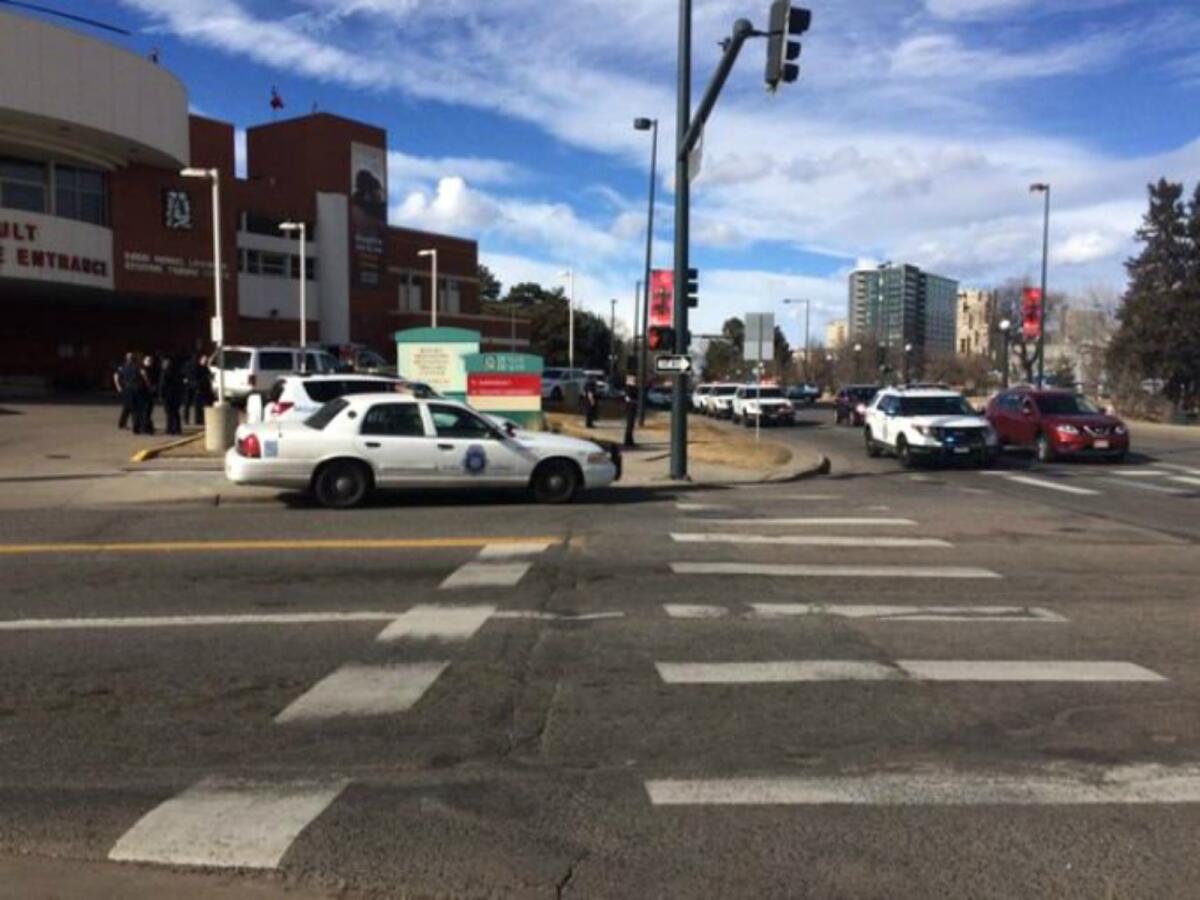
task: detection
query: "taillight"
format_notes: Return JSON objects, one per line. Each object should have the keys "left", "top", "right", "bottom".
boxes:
{"left": 237, "top": 434, "right": 262, "bottom": 458}
{"left": 270, "top": 401, "right": 294, "bottom": 417}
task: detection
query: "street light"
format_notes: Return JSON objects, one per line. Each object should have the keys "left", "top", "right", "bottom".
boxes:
{"left": 853, "top": 342, "right": 863, "bottom": 382}
{"left": 1030, "top": 182, "right": 1051, "bottom": 388}
{"left": 278, "top": 220, "right": 307, "bottom": 367}
{"left": 903, "top": 342, "right": 914, "bottom": 384}
{"left": 609, "top": 297, "right": 618, "bottom": 383}
{"left": 180, "top": 166, "right": 232, "bottom": 451}
{"left": 561, "top": 269, "right": 575, "bottom": 368}
{"left": 998, "top": 318, "right": 1013, "bottom": 389}
{"left": 417, "top": 249, "right": 438, "bottom": 327}
{"left": 634, "top": 117, "right": 658, "bottom": 426}
{"left": 782, "top": 298, "right": 811, "bottom": 380}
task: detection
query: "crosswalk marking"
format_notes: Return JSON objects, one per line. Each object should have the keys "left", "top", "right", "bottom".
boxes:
{"left": 997, "top": 474, "right": 1100, "bottom": 496}
{"left": 747, "top": 603, "right": 1064, "bottom": 622}
{"left": 375, "top": 605, "right": 495, "bottom": 642}
{"left": 656, "top": 659, "right": 1164, "bottom": 684}
{"left": 440, "top": 561, "right": 531, "bottom": 588}
{"left": 671, "top": 533, "right": 951, "bottom": 548}
{"left": 675, "top": 502, "right": 729, "bottom": 511}
{"left": 644, "top": 763, "right": 1200, "bottom": 806}
{"left": 1110, "top": 470, "right": 1170, "bottom": 477}
{"left": 476, "top": 541, "right": 553, "bottom": 559}
{"left": 1160, "top": 463, "right": 1200, "bottom": 476}
{"left": 108, "top": 777, "right": 348, "bottom": 868}
{"left": 1169, "top": 475, "right": 1200, "bottom": 488}
{"left": 0, "top": 611, "right": 400, "bottom": 631}
{"left": 691, "top": 517, "right": 918, "bottom": 527}
{"left": 275, "top": 662, "right": 448, "bottom": 722}
{"left": 672, "top": 562, "right": 1000, "bottom": 579}
{"left": 664, "top": 604, "right": 730, "bottom": 619}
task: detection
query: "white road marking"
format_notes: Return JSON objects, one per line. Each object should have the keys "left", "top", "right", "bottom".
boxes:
{"left": 748, "top": 603, "right": 1065, "bottom": 623}
{"left": 644, "top": 763, "right": 1200, "bottom": 806}
{"left": 675, "top": 502, "right": 729, "bottom": 511}
{"left": 671, "top": 533, "right": 951, "bottom": 548}
{"left": 440, "top": 561, "right": 531, "bottom": 589}
{"left": 657, "top": 661, "right": 900, "bottom": 683}
{"left": 491, "top": 610, "right": 625, "bottom": 621}
{"left": 1160, "top": 463, "right": 1200, "bottom": 476}
{"left": 1109, "top": 470, "right": 1170, "bottom": 477}
{"left": 664, "top": 604, "right": 730, "bottom": 619}
{"left": 275, "top": 662, "right": 448, "bottom": 723}
{"left": 0, "top": 611, "right": 399, "bottom": 631}
{"left": 672, "top": 563, "right": 999, "bottom": 579}
{"left": 108, "top": 777, "right": 348, "bottom": 868}
{"left": 375, "top": 605, "right": 494, "bottom": 642}
{"left": 476, "top": 541, "right": 553, "bottom": 559}
{"left": 999, "top": 474, "right": 1100, "bottom": 496}
{"left": 656, "top": 659, "right": 1164, "bottom": 684}
{"left": 1168, "top": 475, "right": 1200, "bottom": 488}
{"left": 1098, "top": 478, "right": 1191, "bottom": 496}
{"left": 698, "top": 518, "right": 918, "bottom": 527}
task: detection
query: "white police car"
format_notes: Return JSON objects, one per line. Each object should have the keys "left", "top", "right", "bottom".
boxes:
{"left": 863, "top": 386, "right": 998, "bottom": 468}
{"left": 225, "top": 394, "right": 620, "bottom": 507}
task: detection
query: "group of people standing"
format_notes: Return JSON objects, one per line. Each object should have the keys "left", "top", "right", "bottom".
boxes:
{"left": 114, "top": 352, "right": 214, "bottom": 436}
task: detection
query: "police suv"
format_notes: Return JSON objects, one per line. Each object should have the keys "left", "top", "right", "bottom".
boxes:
{"left": 863, "top": 386, "right": 998, "bottom": 468}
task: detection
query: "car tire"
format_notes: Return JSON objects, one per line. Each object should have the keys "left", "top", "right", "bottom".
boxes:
{"left": 897, "top": 436, "right": 915, "bottom": 469}
{"left": 531, "top": 459, "right": 579, "bottom": 504}
{"left": 313, "top": 459, "right": 371, "bottom": 509}
{"left": 865, "top": 428, "right": 881, "bottom": 458}
{"left": 1035, "top": 433, "right": 1055, "bottom": 464}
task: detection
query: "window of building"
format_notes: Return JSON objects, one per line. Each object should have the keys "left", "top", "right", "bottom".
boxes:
{"left": 259, "top": 252, "right": 287, "bottom": 276}
{"left": 290, "top": 255, "right": 317, "bottom": 281}
{"left": 244, "top": 250, "right": 261, "bottom": 274}
{"left": 54, "top": 164, "right": 108, "bottom": 225}
{"left": 443, "top": 279, "right": 461, "bottom": 314}
{"left": 0, "top": 156, "right": 47, "bottom": 213}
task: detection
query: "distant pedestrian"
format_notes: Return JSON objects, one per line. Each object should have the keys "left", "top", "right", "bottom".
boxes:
{"left": 181, "top": 353, "right": 201, "bottom": 425}
{"left": 194, "top": 354, "right": 215, "bottom": 423}
{"left": 160, "top": 356, "right": 184, "bottom": 435}
{"left": 623, "top": 374, "right": 638, "bottom": 448}
{"left": 113, "top": 352, "right": 138, "bottom": 430}
{"left": 135, "top": 354, "right": 157, "bottom": 435}
{"left": 583, "top": 377, "right": 599, "bottom": 429}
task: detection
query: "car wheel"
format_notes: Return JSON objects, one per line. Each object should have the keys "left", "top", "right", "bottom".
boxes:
{"left": 1035, "top": 433, "right": 1055, "bottom": 464}
{"left": 532, "top": 460, "right": 579, "bottom": 504}
{"left": 897, "top": 436, "right": 915, "bottom": 469}
{"left": 313, "top": 459, "right": 371, "bottom": 509}
{"left": 865, "top": 428, "right": 881, "bottom": 458}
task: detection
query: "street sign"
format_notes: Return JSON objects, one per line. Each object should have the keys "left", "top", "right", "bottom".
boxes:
{"left": 656, "top": 355, "right": 693, "bottom": 374}
{"left": 744, "top": 312, "right": 775, "bottom": 362}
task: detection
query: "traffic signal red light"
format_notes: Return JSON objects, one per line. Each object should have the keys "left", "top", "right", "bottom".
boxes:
{"left": 1022, "top": 287, "right": 1042, "bottom": 340}
{"left": 648, "top": 326, "right": 674, "bottom": 351}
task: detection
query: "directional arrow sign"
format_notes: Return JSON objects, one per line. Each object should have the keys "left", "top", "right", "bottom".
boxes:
{"left": 656, "top": 355, "right": 693, "bottom": 374}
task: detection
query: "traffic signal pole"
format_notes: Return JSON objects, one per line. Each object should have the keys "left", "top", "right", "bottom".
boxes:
{"left": 670, "top": 0, "right": 693, "bottom": 481}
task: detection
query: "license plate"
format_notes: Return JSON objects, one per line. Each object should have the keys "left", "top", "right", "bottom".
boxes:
{"left": 1094, "top": 439, "right": 1109, "bottom": 449}
{"left": 953, "top": 447, "right": 970, "bottom": 454}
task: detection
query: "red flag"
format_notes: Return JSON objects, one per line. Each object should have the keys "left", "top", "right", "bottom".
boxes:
{"left": 270, "top": 86, "right": 284, "bottom": 111}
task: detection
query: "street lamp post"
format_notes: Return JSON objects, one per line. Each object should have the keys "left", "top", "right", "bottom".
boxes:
{"left": 180, "top": 166, "right": 233, "bottom": 451}
{"left": 634, "top": 117, "right": 658, "bottom": 426}
{"left": 853, "top": 342, "right": 863, "bottom": 382}
{"left": 1030, "top": 182, "right": 1051, "bottom": 388}
{"left": 609, "top": 298, "right": 618, "bottom": 383}
{"left": 903, "top": 342, "right": 914, "bottom": 384}
{"left": 782, "top": 298, "right": 811, "bottom": 381}
{"left": 561, "top": 269, "right": 575, "bottom": 369}
{"left": 998, "top": 318, "right": 1012, "bottom": 389}
{"left": 417, "top": 249, "right": 438, "bottom": 328}
{"left": 278, "top": 221, "right": 307, "bottom": 368}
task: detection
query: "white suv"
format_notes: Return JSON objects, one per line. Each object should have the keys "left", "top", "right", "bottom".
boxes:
{"left": 266, "top": 374, "right": 412, "bottom": 422}
{"left": 863, "top": 387, "right": 998, "bottom": 468}
{"left": 212, "top": 346, "right": 341, "bottom": 401}
{"left": 731, "top": 385, "right": 795, "bottom": 427}
{"left": 705, "top": 383, "right": 741, "bottom": 418}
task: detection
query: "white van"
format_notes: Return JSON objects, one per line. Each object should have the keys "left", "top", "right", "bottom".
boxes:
{"left": 211, "top": 346, "right": 341, "bottom": 401}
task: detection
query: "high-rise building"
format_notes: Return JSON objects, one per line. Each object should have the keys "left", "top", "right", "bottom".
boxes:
{"left": 956, "top": 289, "right": 997, "bottom": 357}
{"left": 825, "top": 318, "right": 848, "bottom": 349}
{"left": 847, "top": 263, "right": 958, "bottom": 356}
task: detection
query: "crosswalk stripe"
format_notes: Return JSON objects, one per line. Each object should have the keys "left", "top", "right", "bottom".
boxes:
{"left": 664, "top": 604, "right": 730, "bottom": 619}
{"left": 1168, "top": 475, "right": 1200, "bottom": 488}
{"left": 672, "top": 563, "right": 999, "bottom": 579}
{"left": 692, "top": 518, "right": 918, "bottom": 527}
{"left": 671, "top": 533, "right": 951, "bottom": 548}
{"left": 476, "top": 541, "right": 553, "bottom": 558}
{"left": 655, "top": 659, "right": 1164, "bottom": 684}
{"left": 1160, "top": 463, "right": 1200, "bottom": 476}
{"left": 998, "top": 474, "right": 1100, "bottom": 495}
{"left": 0, "top": 611, "right": 400, "bottom": 631}
{"left": 275, "top": 662, "right": 448, "bottom": 722}
{"left": 748, "top": 603, "right": 1064, "bottom": 622}
{"left": 108, "top": 777, "right": 349, "bottom": 868}
{"left": 440, "top": 561, "right": 531, "bottom": 588}
{"left": 644, "top": 764, "right": 1200, "bottom": 806}
{"left": 675, "top": 502, "right": 729, "bottom": 511}
{"left": 375, "top": 605, "right": 494, "bottom": 642}
{"left": 1109, "top": 470, "right": 1170, "bottom": 477}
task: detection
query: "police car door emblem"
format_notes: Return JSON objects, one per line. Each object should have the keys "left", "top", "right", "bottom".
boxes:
{"left": 464, "top": 444, "right": 487, "bottom": 474}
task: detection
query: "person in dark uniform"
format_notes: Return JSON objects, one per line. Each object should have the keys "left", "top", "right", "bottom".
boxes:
{"left": 181, "top": 353, "right": 201, "bottom": 426}
{"left": 583, "top": 377, "right": 599, "bottom": 429}
{"left": 113, "top": 353, "right": 138, "bottom": 430}
{"left": 135, "top": 354, "right": 157, "bottom": 435}
{"left": 623, "top": 374, "right": 638, "bottom": 448}
{"left": 160, "top": 356, "right": 184, "bottom": 435}
{"left": 194, "top": 353, "right": 214, "bottom": 424}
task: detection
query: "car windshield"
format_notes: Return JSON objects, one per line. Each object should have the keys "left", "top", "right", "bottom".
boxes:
{"left": 1035, "top": 394, "right": 1100, "bottom": 415}
{"left": 745, "top": 388, "right": 784, "bottom": 399}
{"left": 216, "top": 350, "right": 252, "bottom": 370}
{"left": 714, "top": 386, "right": 739, "bottom": 396}
{"left": 897, "top": 396, "right": 977, "bottom": 417}
{"left": 305, "top": 398, "right": 349, "bottom": 430}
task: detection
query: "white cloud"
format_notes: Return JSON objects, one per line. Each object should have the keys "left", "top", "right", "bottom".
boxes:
{"left": 387, "top": 150, "right": 520, "bottom": 190}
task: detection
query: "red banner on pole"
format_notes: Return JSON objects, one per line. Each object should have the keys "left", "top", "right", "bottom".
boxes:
{"left": 649, "top": 269, "right": 674, "bottom": 328}
{"left": 1022, "top": 287, "right": 1042, "bottom": 340}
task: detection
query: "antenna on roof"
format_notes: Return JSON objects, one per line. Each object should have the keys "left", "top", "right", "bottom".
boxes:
{"left": 0, "top": 0, "right": 130, "bottom": 35}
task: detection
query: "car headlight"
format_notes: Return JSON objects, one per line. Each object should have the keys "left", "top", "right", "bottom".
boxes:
{"left": 586, "top": 452, "right": 610, "bottom": 465}
{"left": 913, "top": 425, "right": 938, "bottom": 438}
{"left": 1114, "top": 424, "right": 1128, "bottom": 435}
{"left": 1056, "top": 424, "right": 1080, "bottom": 435}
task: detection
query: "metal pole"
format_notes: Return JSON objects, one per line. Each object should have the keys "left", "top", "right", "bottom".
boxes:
{"left": 211, "top": 171, "right": 225, "bottom": 406}
{"left": 609, "top": 298, "right": 617, "bottom": 382}
{"left": 640, "top": 121, "right": 658, "bottom": 427}
{"left": 1001, "top": 329, "right": 1010, "bottom": 390}
{"left": 1037, "top": 186, "right": 1050, "bottom": 388}
{"left": 633, "top": 280, "right": 643, "bottom": 420}
{"left": 567, "top": 269, "right": 575, "bottom": 369}
{"left": 431, "top": 250, "right": 438, "bottom": 329}
{"left": 804, "top": 300, "right": 810, "bottom": 381}
{"left": 298, "top": 222, "right": 307, "bottom": 369}
{"left": 670, "top": 0, "right": 692, "bottom": 480}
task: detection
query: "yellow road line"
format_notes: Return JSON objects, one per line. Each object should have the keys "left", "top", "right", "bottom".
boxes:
{"left": 0, "top": 536, "right": 561, "bottom": 556}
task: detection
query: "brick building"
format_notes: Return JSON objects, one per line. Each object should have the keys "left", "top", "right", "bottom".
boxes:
{"left": 0, "top": 9, "right": 525, "bottom": 390}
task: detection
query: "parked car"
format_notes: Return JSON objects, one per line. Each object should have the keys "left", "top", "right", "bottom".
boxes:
{"left": 211, "top": 346, "right": 341, "bottom": 401}
{"left": 226, "top": 393, "right": 620, "bottom": 508}
{"left": 265, "top": 374, "right": 416, "bottom": 422}
{"left": 834, "top": 385, "right": 880, "bottom": 426}
{"left": 646, "top": 386, "right": 672, "bottom": 409}
{"left": 986, "top": 388, "right": 1129, "bottom": 462}
{"left": 705, "top": 383, "right": 741, "bottom": 418}
{"left": 785, "top": 383, "right": 821, "bottom": 406}
{"left": 731, "top": 385, "right": 795, "bottom": 427}
{"left": 692, "top": 383, "right": 713, "bottom": 412}
{"left": 541, "top": 367, "right": 587, "bottom": 402}
{"left": 863, "top": 386, "right": 998, "bottom": 468}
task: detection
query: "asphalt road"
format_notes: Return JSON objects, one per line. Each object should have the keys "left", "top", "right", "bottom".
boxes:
{"left": 1, "top": 411, "right": 1199, "bottom": 898}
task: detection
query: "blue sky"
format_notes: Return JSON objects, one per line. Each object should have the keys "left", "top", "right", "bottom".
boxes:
{"left": 34, "top": 0, "right": 1200, "bottom": 341}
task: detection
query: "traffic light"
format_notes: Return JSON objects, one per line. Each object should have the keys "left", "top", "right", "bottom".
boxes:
{"left": 686, "top": 268, "right": 699, "bottom": 309}
{"left": 648, "top": 326, "right": 675, "bottom": 351}
{"left": 1022, "top": 287, "right": 1042, "bottom": 340}
{"left": 765, "top": 1, "right": 811, "bottom": 93}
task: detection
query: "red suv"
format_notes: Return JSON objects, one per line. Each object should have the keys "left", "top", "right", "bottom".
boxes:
{"left": 986, "top": 388, "right": 1129, "bottom": 462}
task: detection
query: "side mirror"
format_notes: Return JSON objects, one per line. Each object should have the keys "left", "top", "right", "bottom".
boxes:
{"left": 504, "top": 422, "right": 517, "bottom": 437}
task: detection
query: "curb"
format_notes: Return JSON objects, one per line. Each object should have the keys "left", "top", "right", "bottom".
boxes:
{"left": 130, "top": 433, "right": 202, "bottom": 463}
